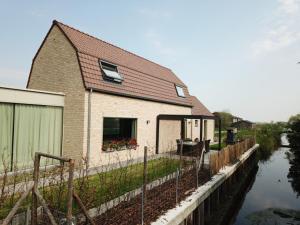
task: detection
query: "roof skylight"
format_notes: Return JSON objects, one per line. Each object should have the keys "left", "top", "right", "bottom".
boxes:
{"left": 175, "top": 85, "right": 185, "bottom": 97}
{"left": 100, "top": 61, "right": 123, "bottom": 83}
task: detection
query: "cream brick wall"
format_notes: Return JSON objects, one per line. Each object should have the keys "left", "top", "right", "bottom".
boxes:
{"left": 205, "top": 120, "right": 215, "bottom": 141}
{"left": 185, "top": 119, "right": 215, "bottom": 141}
{"left": 159, "top": 120, "right": 181, "bottom": 153}
{"left": 85, "top": 91, "right": 191, "bottom": 167}
{"left": 27, "top": 25, "right": 85, "bottom": 162}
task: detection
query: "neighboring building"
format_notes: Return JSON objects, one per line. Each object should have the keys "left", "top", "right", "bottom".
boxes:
{"left": 0, "top": 86, "right": 64, "bottom": 172}
{"left": 231, "top": 120, "right": 255, "bottom": 130}
{"left": 232, "top": 116, "right": 243, "bottom": 123}
{"left": 27, "top": 20, "right": 215, "bottom": 167}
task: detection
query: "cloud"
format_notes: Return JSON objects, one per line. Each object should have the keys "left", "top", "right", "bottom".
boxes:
{"left": 278, "top": 0, "right": 300, "bottom": 14}
{"left": 251, "top": 0, "right": 300, "bottom": 56}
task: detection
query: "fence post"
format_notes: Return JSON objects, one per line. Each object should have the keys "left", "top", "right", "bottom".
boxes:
{"left": 31, "top": 153, "right": 40, "bottom": 225}
{"left": 143, "top": 146, "right": 148, "bottom": 204}
{"left": 66, "top": 159, "right": 75, "bottom": 225}
{"left": 176, "top": 168, "right": 179, "bottom": 204}
{"left": 195, "top": 160, "right": 199, "bottom": 188}
{"left": 179, "top": 140, "right": 183, "bottom": 172}
{"left": 142, "top": 146, "right": 148, "bottom": 225}
{"left": 26, "top": 206, "right": 30, "bottom": 225}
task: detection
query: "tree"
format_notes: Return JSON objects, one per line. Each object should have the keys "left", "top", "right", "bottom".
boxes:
{"left": 213, "top": 111, "right": 233, "bottom": 130}
{"left": 287, "top": 114, "right": 300, "bottom": 148}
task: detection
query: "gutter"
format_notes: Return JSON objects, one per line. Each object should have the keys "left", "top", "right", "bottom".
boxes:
{"left": 87, "top": 88, "right": 93, "bottom": 169}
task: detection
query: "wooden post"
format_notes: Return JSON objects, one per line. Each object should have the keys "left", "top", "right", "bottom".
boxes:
{"left": 200, "top": 202, "right": 205, "bottom": 225}
{"left": 143, "top": 146, "right": 148, "bottom": 203}
{"left": 31, "top": 153, "right": 40, "bottom": 225}
{"left": 181, "top": 119, "right": 185, "bottom": 139}
{"left": 219, "top": 118, "right": 222, "bottom": 151}
{"left": 141, "top": 146, "right": 148, "bottom": 225}
{"left": 26, "top": 206, "right": 30, "bottom": 225}
{"left": 35, "top": 190, "right": 58, "bottom": 225}
{"left": 204, "top": 197, "right": 211, "bottom": 217}
{"left": 211, "top": 189, "right": 220, "bottom": 211}
{"left": 179, "top": 140, "right": 183, "bottom": 172}
{"left": 176, "top": 168, "right": 179, "bottom": 204}
{"left": 195, "top": 160, "right": 199, "bottom": 188}
{"left": 193, "top": 207, "right": 199, "bottom": 225}
{"left": 2, "top": 184, "right": 33, "bottom": 225}
{"left": 216, "top": 188, "right": 220, "bottom": 207}
{"left": 200, "top": 118, "right": 203, "bottom": 141}
{"left": 66, "top": 159, "right": 75, "bottom": 225}
{"left": 73, "top": 192, "right": 96, "bottom": 225}
{"left": 156, "top": 117, "right": 160, "bottom": 154}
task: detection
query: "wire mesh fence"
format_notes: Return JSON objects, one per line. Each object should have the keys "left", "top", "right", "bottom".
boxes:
{"left": 0, "top": 138, "right": 256, "bottom": 225}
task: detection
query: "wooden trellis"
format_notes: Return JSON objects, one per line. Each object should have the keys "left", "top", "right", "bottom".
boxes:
{"left": 2, "top": 152, "right": 96, "bottom": 225}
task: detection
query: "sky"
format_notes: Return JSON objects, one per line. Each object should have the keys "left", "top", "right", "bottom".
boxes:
{"left": 0, "top": 0, "right": 300, "bottom": 122}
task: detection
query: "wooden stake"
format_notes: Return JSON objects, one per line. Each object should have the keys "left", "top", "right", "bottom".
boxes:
{"left": 2, "top": 183, "right": 33, "bottom": 225}
{"left": 73, "top": 192, "right": 96, "bottom": 225}
{"left": 66, "top": 159, "right": 75, "bottom": 225}
{"left": 31, "top": 153, "right": 40, "bottom": 225}
{"left": 35, "top": 190, "right": 58, "bottom": 225}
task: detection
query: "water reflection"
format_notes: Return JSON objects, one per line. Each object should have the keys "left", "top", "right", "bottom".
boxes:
{"left": 287, "top": 148, "right": 300, "bottom": 198}
{"left": 230, "top": 135, "right": 300, "bottom": 225}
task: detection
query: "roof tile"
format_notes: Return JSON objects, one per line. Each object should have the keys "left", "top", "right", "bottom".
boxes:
{"left": 54, "top": 21, "right": 193, "bottom": 107}
{"left": 191, "top": 96, "right": 213, "bottom": 117}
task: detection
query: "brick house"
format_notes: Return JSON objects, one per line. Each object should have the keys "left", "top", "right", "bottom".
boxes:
{"left": 27, "top": 20, "right": 215, "bottom": 167}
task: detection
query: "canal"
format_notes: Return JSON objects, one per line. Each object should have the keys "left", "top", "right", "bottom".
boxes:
{"left": 229, "top": 135, "right": 300, "bottom": 225}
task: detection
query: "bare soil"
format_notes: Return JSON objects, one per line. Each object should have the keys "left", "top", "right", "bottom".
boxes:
{"left": 90, "top": 168, "right": 211, "bottom": 225}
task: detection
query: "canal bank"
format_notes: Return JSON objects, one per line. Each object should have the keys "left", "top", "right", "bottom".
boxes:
{"left": 229, "top": 135, "right": 300, "bottom": 225}
{"left": 152, "top": 144, "right": 259, "bottom": 225}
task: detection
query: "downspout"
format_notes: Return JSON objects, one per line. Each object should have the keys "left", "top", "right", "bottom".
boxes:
{"left": 86, "top": 88, "right": 93, "bottom": 169}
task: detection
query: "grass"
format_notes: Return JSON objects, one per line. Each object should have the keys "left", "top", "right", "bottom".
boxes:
{"left": 0, "top": 157, "right": 183, "bottom": 219}
{"left": 210, "top": 142, "right": 226, "bottom": 150}
{"left": 72, "top": 157, "right": 183, "bottom": 210}
{"left": 235, "top": 123, "right": 284, "bottom": 161}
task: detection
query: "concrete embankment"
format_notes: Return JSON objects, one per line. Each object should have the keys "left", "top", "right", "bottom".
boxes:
{"left": 152, "top": 144, "right": 259, "bottom": 225}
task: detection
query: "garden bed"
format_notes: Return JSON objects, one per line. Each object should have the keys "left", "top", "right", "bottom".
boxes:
{"left": 89, "top": 168, "right": 211, "bottom": 225}
{"left": 0, "top": 157, "right": 188, "bottom": 221}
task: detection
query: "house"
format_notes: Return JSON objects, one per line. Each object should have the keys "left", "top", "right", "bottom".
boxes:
{"left": 0, "top": 86, "right": 64, "bottom": 172}
{"left": 27, "top": 20, "right": 215, "bottom": 167}
{"left": 231, "top": 120, "right": 255, "bottom": 130}
{"left": 232, "top": 116, "right": 243, "bottom": 123}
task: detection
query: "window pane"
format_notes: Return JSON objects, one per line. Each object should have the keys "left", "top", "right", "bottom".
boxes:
{"left": 0, "top": 103, "right": 13, "bottom": 172}
{"left": 175, "top": 85, "right": 185, "bottom": 97}
{"left": 100, "top": 61, "right": 123, "bottom": 83}
{"left": 103, "top": 118, "right": 120, "bottom": 140}
{"left": 103, "top": 68, "right": 123, "bottom": 81}
{"left": 103, "top": 118, "right": 137, "bottom": 141}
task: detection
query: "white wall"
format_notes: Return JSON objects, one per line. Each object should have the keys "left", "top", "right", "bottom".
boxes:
{"left": 85, "top": 92, "right": 191, "bottom": 167}
{"left": 185, "top": 119, "right": 215, "bottom": 142}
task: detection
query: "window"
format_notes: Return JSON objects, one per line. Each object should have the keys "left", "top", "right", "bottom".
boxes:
{"left": 195, "top": 120, "right": 198, "bottom": 127}
{"left": 103, "top": 118, "right": 137, "bottom": 141}
{"left": 0, "top": 103, "right": 63, "bottom": 171}
{"left": 175, "top": 85, "right": 185, "bottom": 97}
{"left": 99, "top": 60, "right": 123, "bottom": 83}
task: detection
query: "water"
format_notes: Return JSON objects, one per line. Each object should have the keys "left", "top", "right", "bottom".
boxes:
{"left": 231, "top": 135, "right": 300, "bottom": 225}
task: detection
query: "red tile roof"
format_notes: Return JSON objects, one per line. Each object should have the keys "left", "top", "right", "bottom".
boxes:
{"left": 53, "top": 21, "right": 193, "bottom": 107}
{"left": 190, "top": 96, "right": 213, "bottom": 116}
